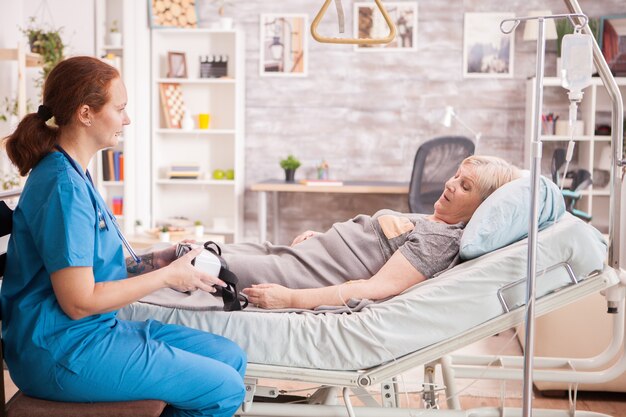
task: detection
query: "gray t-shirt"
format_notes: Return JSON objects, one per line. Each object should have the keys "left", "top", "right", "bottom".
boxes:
{"left": 369, "top": 209, "right": 464, "bottom": 278}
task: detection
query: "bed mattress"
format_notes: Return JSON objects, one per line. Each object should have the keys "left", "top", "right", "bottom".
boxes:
{"left": 118, "top": 213, "right": 609, "bottom": 370}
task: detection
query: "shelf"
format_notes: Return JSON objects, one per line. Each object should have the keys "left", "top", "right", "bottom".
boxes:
{"left": 156, "top": 179, "right": 235, "bottom": 186}
{"left": 0, "top": 48, "right": 42, "bottom": 67}
{"left": 102, "top": 181, "right": 124, "bottom": 186}
{"left": 538, "top": 76, "right": 626, "bottom": 87}
{"left": 153, "top": 28, "right": 237, "bottom": 35}
{"left": 156, "top": 78, "right": 235, "bottom": 85}
{"left": 156, "top": 128, "right": 235, "bottom": 135}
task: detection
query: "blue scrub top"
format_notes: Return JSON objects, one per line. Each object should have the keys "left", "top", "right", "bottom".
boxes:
{"left": 0, "top": 151, "right": 126, "bottom": 375}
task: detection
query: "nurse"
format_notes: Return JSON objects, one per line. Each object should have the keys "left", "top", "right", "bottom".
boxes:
{"left": 1, "top": 56, "right": 246, "bottom": 417}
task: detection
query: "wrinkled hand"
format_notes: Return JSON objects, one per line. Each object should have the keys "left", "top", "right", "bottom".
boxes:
{"left": 291, "top": 230, "right": 320, "bottom": 247}
{"left": 165, "top": 247, "right": 226, "bottom": 293}
{"left": 242, "top": 284, "right": 294, "bottom": 309}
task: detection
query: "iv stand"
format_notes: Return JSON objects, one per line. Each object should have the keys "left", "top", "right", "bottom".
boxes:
{"left": 500, "top": 13, "right": 588, "bottom": 417}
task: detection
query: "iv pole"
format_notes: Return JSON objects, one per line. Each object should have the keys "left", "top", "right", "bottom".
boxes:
{"left": 500, "top": 13, "right": 587, "bottom": 417}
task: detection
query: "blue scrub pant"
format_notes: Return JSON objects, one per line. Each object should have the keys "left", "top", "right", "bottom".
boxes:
{"left": 25, "top": 320, "right": 246, "bottom": 417}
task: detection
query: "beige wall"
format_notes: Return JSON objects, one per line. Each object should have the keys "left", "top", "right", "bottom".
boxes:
{"left": 197, "top": 0, "right": 625, "bottom": 243}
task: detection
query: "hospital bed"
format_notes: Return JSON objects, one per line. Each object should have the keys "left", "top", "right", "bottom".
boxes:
{"left": 119, "top": 213, "right": 622, "bottom": 417}
{"left": 124, "top": 1, "right": 626, "bottom": 415}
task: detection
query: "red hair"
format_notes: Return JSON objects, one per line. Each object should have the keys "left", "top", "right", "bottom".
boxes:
{"left": 4, "top": 56, "right": 119, "bottom": 176}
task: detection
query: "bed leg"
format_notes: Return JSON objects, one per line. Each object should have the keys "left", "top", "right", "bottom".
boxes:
{"left": 423, "top": 362, "right": 440, "bottom": 409}
{"left": 441, "top": 355, "right": 461, "bottom": 410}
{"left": 242, "top": 378, "right": 257, "bottom": 413}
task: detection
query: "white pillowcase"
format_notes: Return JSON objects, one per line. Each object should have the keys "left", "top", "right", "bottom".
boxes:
{"left": 459, "top": 173, "right": 566, "bottom": 260}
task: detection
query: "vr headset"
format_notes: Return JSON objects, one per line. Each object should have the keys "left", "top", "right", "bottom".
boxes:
{"left": 175, "top": 241, "right": 248, "bottom": 311}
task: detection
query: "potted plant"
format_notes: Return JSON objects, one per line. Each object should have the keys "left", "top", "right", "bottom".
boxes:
{"left": 134, "top": 219, "right": 144, "bottom": 235}
{"left": 211, "top": 0, "right": 234, "bottom": 29}
{"left": 194, "top": 220, "right": 204, "bottom": 238}
{"left": 21, "top": 17, "right": 65, "bottom": 90}
{"left": 158, "top": 226, "right": 170, "bottom": 243}
{"left": 107, "top": 19, "right": 122, "bottom": 46}
{"left": 279, "top": 155, "right": 301, "bottom": 183}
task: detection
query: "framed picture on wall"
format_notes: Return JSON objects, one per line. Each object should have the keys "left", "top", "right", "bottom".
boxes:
{"left": 463, "top": 12, "right": 514, "bottom": 78}
{"left": 353, "top": 2, "right": 418, "bottom": 52}
{"left": 149, "top": 0, "right": 198, "bottom": 28}
{"left": 599, "top": 14, "right": 626, "bottom": 76}
{"left": 167, "top": 52, "right": 188, "bottom": 78}
{"left": 260, "top": 14, "right": 308, "bottom": 77}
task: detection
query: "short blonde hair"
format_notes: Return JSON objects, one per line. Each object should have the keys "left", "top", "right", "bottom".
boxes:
{"left": 461, "top": 155, "right": 521, "bottom": 200}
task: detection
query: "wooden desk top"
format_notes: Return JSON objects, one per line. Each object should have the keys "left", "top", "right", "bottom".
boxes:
{"left": 250, "top": 179, "right": 409, "bottom": 194}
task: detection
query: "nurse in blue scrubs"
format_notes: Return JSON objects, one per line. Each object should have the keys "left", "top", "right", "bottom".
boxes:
{"left": 1, "top": 56, "right": 246, "bottom": 417}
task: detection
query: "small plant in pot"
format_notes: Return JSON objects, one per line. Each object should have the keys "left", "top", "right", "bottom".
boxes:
{"left": 280, "top": 155, "right": 301, "bottom": 182}
{"left": 159, "top": 226, "right": 170, "bottom": 243}
{"left": 21, "top": 17, "right": 65, "bottom": 90}
{"left": 194, "top": 220, "right": 204, "bottom": 238}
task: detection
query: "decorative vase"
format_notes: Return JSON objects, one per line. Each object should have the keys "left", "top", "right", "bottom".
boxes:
{"left": 181, "top": 112, "right": 195, "bottom": 130}
{"left": 108, "top": 32, "right": 122, "bottom": 47}
{"left": 284, "top": 169, "right": 296, "bottom": 183}
{"left": 159, "top": 231, "right": 170, "bottom": 243}
{"left": 194, "top": 225, "right": 204, "bottom": 239}
{"left": 134, "top": 224, "right": 144, "bottom": 235}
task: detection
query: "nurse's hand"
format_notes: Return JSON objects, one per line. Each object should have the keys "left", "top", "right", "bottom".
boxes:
{"left": 291, "top": 230, "right": 320, "bottom": 247}
{"left": 152, "top": 239, "right": 196, "bottom": 268}
{"left": 242, "top": 284, "right": 294, "bottom": 309}
{"left": 165, "top": 247, "right": 227, "bottom": 293}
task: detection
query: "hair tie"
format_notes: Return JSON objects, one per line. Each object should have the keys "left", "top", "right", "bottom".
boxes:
{"left": 37, "top": 105, "right": 53, "bottom": 122}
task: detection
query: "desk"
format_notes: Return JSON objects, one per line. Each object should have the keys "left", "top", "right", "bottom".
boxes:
{"left": 251, "top": 179, "right": 409, "bottom": 243}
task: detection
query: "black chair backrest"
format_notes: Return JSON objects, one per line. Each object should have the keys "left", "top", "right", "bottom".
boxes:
{"left": 0, "top": 201, "right": 13, "bottom": 278}
{"left": 551, "top": 148, "right": 567, "bottom": 185}
{"left": 408, "top": 136, "right": 475, "bottom": 213}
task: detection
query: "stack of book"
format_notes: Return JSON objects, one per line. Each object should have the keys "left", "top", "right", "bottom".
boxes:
{"left": 167, "top": 165, "right": 201, "bottom": 179}
{"left": 101, "top": 149, "right": 124, "bottom": 181}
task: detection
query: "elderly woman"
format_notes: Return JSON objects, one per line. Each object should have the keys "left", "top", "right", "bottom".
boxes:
{"left": 222, "top": 155, "right": 520, "bottom": 310}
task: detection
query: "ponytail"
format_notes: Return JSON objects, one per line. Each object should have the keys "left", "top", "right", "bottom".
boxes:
{"left": 4, "top": 113, "right": 58, "bottom": 176}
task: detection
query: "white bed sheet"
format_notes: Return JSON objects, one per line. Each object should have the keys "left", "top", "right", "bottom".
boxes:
{"left": 118, "top": 213, "right": 607, "bottom": 370}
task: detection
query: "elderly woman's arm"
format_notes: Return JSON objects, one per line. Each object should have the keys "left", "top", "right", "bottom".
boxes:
{"left": 242, "top": 250, "right": 426, "bottom": 309}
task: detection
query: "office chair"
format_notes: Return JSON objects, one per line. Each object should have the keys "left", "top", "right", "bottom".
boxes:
{"left": 551, "top": 148, "right": 593, "bottom": 222}
{"left": 0, "top": 198, "right": 166, "bottom": 417}
{"left": 408, "top": 136, "right": 475, "bottom": 213}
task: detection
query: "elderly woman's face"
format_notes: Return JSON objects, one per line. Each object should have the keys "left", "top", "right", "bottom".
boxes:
{"left": 433, "top": 163, "right": 483, "bottom": 224}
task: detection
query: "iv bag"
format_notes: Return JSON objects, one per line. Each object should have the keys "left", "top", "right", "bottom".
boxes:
{"left": 560, "top": 33, "right": 593, "bottom": 95}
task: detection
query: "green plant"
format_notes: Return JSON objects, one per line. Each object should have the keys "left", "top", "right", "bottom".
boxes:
{"left": 1, "top": 172, "right": 20, "bottom": 190}
{"left": 194, "top": 220, "right": 203, "bottom": 226}
{"left": 134, "top": 219, "right": 142, "bottom": 226}
{"left": 160, "top": 226, "right": 169, "bottom": 233}
{"left": 21, "top": 17, "right": 65, "bottom": 89}
{"left": 0, "top": 96, "right": 34, "bottom": 122}
{"left": 110, "top": 19, "right": 119, "bottom": 33}
{"left": 555, "top": 18, "right": 600, "bottom": 57}
{"left": 280, "top": 155, "right": 301, "bottom": 170}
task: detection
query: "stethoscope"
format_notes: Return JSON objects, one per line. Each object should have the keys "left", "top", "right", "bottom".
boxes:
{"left": 55, "top": 145, "right": 141, "bottom": 265}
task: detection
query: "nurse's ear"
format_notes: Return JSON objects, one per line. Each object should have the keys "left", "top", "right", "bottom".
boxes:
{"left": 77, "top": 105, "right": 93, "bottom": 128}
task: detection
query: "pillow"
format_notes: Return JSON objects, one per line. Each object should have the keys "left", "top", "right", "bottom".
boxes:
{"left": 459, "top": 173, "right": 566, "bottom": 260}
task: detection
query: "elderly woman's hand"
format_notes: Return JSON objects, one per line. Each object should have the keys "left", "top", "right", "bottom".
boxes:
{"left": 291, "top": 230, "right": 320, "bottom": 246}
{"left": 165, "top": 247, "right": 227, "bottom": 293}
{"left": 242, "top": 284, "right": 294, "bottom": 309}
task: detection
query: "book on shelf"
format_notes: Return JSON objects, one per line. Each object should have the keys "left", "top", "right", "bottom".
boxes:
{"left": 101, "top": 150, "right": 124, "bottom": 181}
{"left": 299, "top": 179, "right": 344, "bottom": 186}
{"left": 167, "top": 164, "right": 201, "bottom": 180}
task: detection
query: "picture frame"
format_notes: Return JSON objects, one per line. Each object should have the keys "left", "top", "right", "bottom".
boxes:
{"left": 599, "top": 14, "right": 626, "bottom": 76}
{"left": 167, "top": 51, "right": 188, "bottom": 78}
{"left": 149, "top": 0, "right": 198, "bottom": 28}
{"left": 463, "top": 12, "right": 514, "bottom": 78}
{"left": 353, "top": 2, "right": 418, "bottom": 52}
{"left": 260, "top": 14, "right": 308, "bottom": 77}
